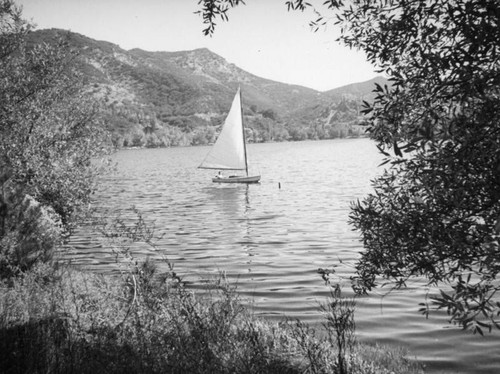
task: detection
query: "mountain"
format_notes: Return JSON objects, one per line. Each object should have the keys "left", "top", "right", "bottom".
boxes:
{"left": 292, "top": 76, "right": 390, "bottom": 137}
{"left": 325, "top": 76, "right": 388, "bottom": 98}
{"left": 29, "top": 29, "right": 387, "bottom": 147}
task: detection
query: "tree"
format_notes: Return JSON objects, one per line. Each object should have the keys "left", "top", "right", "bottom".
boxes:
{"left": 0, "top": 0, "right": 109, "bottom": 276}
{"left": 197, "top": 0, "right": 500, "bottom": 333}
{"left": 339, "top": 0, "right": 500, "bottom": 335}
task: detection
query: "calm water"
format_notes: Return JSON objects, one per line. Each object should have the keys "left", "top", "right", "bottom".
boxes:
{"left": 67, "top": 138, "right": 499, "bottom": 373}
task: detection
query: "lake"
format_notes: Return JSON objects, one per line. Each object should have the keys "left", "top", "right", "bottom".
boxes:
{"left": 66, "top": 138, "right": 500, "bottom": 373}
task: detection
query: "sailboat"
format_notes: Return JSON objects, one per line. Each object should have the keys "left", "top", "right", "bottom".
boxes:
{"left": 198, "top": 87, "right": 261, "bottom": 183}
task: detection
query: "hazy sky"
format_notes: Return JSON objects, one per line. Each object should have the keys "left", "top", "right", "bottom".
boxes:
{"left": 16, "top": 0, "right": 377, "bottom": 91}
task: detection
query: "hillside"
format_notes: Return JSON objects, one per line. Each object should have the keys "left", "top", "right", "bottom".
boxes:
{"left": 29, "top": 29, "right": 386, "bottom": 147}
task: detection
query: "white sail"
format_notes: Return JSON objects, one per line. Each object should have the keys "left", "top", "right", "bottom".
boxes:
{"left": 199, "top": 88, "right": 247, "bottom": 170}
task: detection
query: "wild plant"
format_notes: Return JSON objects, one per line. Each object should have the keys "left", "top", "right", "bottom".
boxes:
{"left": 319, "top": 285, "right": 357, "bottom": 374}
{"left": 0, "top": 206, "right": 424, "bottom": 373}
{"left": 0, "top": 172, "right": 62, "bottom": 279}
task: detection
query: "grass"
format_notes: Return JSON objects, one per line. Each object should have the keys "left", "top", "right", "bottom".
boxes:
{"left": 0, "top": 259, "right": 425, "bottom": 374}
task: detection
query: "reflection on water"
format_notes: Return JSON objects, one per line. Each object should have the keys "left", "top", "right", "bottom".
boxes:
{"left": 66, "top": 139, "right": 500, "bottom": 374}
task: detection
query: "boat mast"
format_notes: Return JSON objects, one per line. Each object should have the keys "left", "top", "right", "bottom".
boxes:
{"left": 240, "top": 86, "right": 249, "bottom": 177}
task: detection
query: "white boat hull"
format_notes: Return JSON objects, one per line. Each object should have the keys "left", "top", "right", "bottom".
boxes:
{"left": 212, "top": 175, "right": 261, "bottom": 184}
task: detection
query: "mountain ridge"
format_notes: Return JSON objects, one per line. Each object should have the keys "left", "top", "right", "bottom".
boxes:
{"left": 29, "top": 28, "right": 386, "bottom": 147}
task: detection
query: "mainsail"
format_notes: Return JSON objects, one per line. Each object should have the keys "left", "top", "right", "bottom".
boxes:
{"left": 198, "top": 87, "right": 247, "bottom": 171}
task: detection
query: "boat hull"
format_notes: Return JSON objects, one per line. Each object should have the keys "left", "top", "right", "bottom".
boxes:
{"left": 212, "top": 175, "right": 261, "bottom": 184}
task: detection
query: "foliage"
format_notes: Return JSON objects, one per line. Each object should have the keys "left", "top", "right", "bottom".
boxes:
{"left": 196, "top": 0, "right": 247, "bottom": 36}
{"left": 0, "top": 208, "right": 419, "bottom": 374}
{"left": 0, "top": 262, "right": 423, "bottom": 374}
{"left": 336, "top": 0, "right": 500, "bottom": 334}
{"left": 320, "top": 286, "right": 356, "bottom": 374}
{"left": 196, "top": 0, "right": 500, "bottom": 333}
{"left": 0, "top": 182, "right": 61, "bottom": 278}
{"left": 0, "top": 1, "right": 109, "bottom": 276}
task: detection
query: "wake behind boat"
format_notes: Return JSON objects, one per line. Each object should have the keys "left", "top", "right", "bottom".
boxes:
{"left": 198, "top": 87, "right": 261, "bottom": 184}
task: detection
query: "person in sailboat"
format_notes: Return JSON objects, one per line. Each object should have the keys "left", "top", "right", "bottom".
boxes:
{"left": 215, "top": 171, "right": 223, "bottom": 179}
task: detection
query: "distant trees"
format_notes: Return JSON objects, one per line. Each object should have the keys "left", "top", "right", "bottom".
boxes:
{"left": 107, "top": 111, "right": 361, "bottom": 148}
{"left": 260, "top": 108, "right": 277, "bottom": 121}
{"left": 0, "top": 1, "right": 109, "bottom": 276}
{"left": 197, "top": 0, "right": 500, "bottom": 333}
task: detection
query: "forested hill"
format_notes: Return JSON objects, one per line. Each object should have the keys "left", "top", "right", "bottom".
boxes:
{"left": 30, "top": 29, "right": 387, "bottom": 148}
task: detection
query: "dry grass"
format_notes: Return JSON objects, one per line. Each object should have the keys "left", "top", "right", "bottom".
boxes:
{"left": 0, "top": 260, "right": 424, "bottom": 374}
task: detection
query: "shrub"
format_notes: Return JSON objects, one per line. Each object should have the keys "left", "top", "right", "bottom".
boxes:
{"left": 0, "top": 1, "right": 109, "bottom": 278}
{"left": 0, "top": 176, "right": 62, "bottom": 278}
{"left": 0, "top": 260, "right": 424, "bottom": 374}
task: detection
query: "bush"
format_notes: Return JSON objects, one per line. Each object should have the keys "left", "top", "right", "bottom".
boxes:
{"left": 0, "top": 260, "right": 424, "bottom": 374}
{"left": 0, "top": 1, "right": 109, "bottom": 278}
{"left": 0, "top": 182, "right": 61, "bottom": 278}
